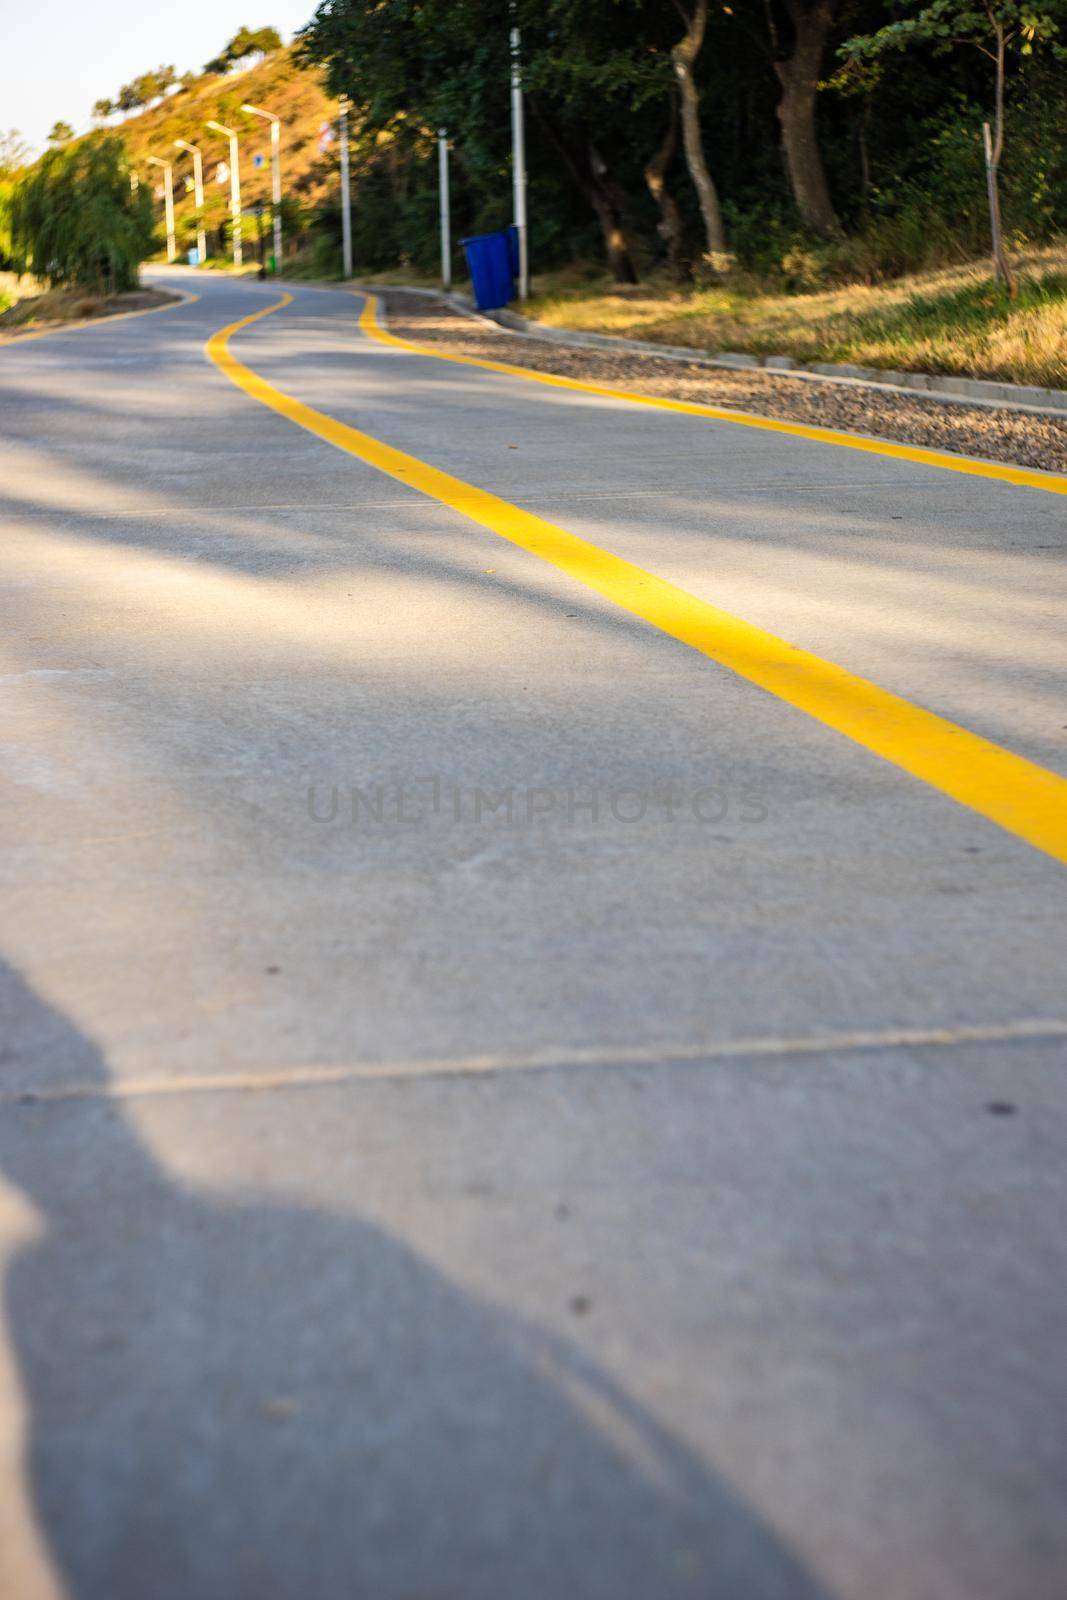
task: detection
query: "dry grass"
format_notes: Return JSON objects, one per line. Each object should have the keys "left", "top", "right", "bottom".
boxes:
{"left": 0, "top": 284, "right": 176, "bottom": 337}
{"left": 0, "top": 270, "right": 43, "bottom": 314}
{"left": 526, "top": 244, "right": 1067, "bottom": 390}
{"left": 0, "top": 284, "right": 104, "bottom": 328}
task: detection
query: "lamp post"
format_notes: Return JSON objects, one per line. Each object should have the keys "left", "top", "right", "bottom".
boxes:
{"left": 146, "top": 156, "right": 176, "bottom": 263}
{"left": 509, "top": 25, "right": 529, "bottom": 299}
{"left": 338, "top": 96, "right": 352, "bottom": 279}
{"left": 438, "top": 128, "right": 451, "bottom": 290}
{"left": 206, "top": 120, "right": 242, "bottom": 268}
{"left": 241, "top": 103, "right": 282, "bottom": 271}
{"left": 174, "top": 139, "right": 205, "bottom": 265}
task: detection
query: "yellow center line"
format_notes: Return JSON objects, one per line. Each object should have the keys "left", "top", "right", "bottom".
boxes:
{"left": 359, "top": 292, "right": 1067, "bottom": 499}
{"left": 0, "top": 288, "right": 199, "bottom": 346}
{"left": 205, "top": 292, "right": 1067, "bottom": 866}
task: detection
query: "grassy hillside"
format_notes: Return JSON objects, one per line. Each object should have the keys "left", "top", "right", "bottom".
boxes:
{"left": 113, "top": 46, "right": 336, "bottom": 261}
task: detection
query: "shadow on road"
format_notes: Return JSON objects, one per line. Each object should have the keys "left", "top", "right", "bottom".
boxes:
{"left": 0, "top": 958, "right": 827, "bottom": 1600}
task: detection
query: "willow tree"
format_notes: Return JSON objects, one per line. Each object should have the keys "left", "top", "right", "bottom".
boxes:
{"left": 9, "top": 135, "right": 155, "bottom": 293}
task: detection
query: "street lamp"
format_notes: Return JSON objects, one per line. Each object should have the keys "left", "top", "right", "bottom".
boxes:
{"left": 338, "top": 96, "right": 352, "bottom": 279}
{"left": 438, "top": 129, "right": 451, "bottom": 290}
{"left": 174, "top": 139, "right": 206, "bottom": 265}
{"left": 510, "top": 26, "right": 529, "bottom": 299}
{"left": 146, "top": 156, "right": 176, "bottom": 263}
{"left": 205, "top": 120, "right": 242, "bottom": 268}
{"left": 241, "top": 103, "right": 282, "bottom": 271}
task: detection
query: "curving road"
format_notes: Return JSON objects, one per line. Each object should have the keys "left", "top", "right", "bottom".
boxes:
{"left": 1, "top": 266, "right": 1066, "bottom": 1599}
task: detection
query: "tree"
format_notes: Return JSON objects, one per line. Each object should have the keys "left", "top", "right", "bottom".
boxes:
{"left": 764, "top": 0, "right": 840, "bottom": 236}
{"left": 92, "top": 99, "right": 114, "bottom": 123}
{"left": 642, "top": 86, "right": 688, "bottom": 279}
{"left": 522, "top": 0, "right": 671, "bottom": 284}
{"left": 0, "top": 131, "right": 31, "bottom": 270}
{"left": 670, "top": 0, "right": 731, "bottom": 268}
{"left": 235, "top": 24, "right": 283, "bottom": 55}
{"left": 841, "top": 1, "right": 1066, "bottom": 291}
{"left": 48, "top": 121, "right": 75, "bottom": 145}
{"left": 300, "top": 0, "right": 656, "bottom": 283}
{"left": 206, "top": 24, "right": 283, "bottom": 72}
{"left": 8, "top": 134, "right": 154, "bottom": 293}
{"left": 130, "top": 66, "right": 176, "bottom": 106}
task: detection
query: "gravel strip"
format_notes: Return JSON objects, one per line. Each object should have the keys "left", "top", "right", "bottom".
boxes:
{"left": 381, "top": 293, "right": 1067, "bottom": 475}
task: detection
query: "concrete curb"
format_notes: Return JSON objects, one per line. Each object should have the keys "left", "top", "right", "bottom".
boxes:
{"left": 374, "top": 284, "right": 1067, "bottom": 420}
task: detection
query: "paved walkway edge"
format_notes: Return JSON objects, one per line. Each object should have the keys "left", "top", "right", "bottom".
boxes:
{"left": 371, "top": 284, "right": 1067, "bottom": 420}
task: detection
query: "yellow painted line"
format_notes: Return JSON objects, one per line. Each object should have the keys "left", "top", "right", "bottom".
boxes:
{"left": 0, "top": 288, "right": 198, "bottom": 346}
{"left": 359, "top": 292, "right": 1067, "bottom": 499}
{"left": 206, "top": 293, "right": 1067, "bottom": 866}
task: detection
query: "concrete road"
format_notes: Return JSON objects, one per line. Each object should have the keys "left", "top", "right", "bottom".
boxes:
{"left": 1, "top": 268, "right": 1066, "bottom": 1600}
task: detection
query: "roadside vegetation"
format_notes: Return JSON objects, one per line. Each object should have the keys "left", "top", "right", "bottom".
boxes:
{"left": 0, "top": 280, "right": 177, "bottom": 338}
{"left": 4, "top": 136, "right": 153, "bottom": 293}
{"left": 526, "top": 246, "right": 1067, "bottom": 388}
{"left": 1, "top": 6, "right": 1065, "bottom": 386}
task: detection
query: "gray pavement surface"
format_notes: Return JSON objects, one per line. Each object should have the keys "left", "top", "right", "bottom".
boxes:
{"left": 1, "top": 266, "right": 1066, "bottom": 1599}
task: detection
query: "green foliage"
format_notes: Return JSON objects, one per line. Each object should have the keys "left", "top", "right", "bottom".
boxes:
{"left": 7, "top": 135, "right": 154, "bottom": 292}
{"left": 108, "top": 65, "right": 177, "bottom": 115}
{"left": 841, "top": 0, "right": 1066, "bottom": 64}
{"left": 299, "top": 0, "right": 667, "bottom": 280}
{"left": 205, "top": 25, "right": 283, "bottom": 73}
{"left": 0, "top": 182, "right": 15, "bottom": 268}
{"left": 48, "top": 122, "right": 75, "bottom": 146}
{"left": 295, "top": 0, "right": 1067, "bottom": 285}
{"left": 50, "top": 6, "right": 1066, "bottom": 297}
{"left": 0, "top": 132, "right": 29, "bottom": 268}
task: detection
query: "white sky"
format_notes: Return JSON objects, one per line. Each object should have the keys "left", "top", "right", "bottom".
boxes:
{"left": 0, "top": 1, "right": 317, "bottom": 154}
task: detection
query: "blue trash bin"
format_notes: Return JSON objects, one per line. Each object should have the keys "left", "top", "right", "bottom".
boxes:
{"left": 461, "top": 230, "right": 515, "bottom": 311}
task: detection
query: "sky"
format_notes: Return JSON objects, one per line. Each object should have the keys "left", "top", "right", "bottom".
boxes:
{"left": 0, "top": 0, "right": 317, "bottom": 155}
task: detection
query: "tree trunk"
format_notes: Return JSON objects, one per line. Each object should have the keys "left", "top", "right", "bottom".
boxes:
{"left": 643, "top": 89, "right": 688, "bottom": 279}
{"left": 772, "top": 0, "right": 838, "bottom": 237}
{"left": 587, "top": 138, "right": 640, "bottom": 283}
{"left": 529, "top": 102, "right": 640, "bottom": 283}
{"left": 857, "top": 96, "right": 872, "bottom": 208}
{"left": 984, "top": 22, "right": 1016, "bottom": 297}
{"left": 588, "top": 185, "right": 639, "bottom": 283}
{"left": 670, "top": 0, "right": 731, "bottom": 268}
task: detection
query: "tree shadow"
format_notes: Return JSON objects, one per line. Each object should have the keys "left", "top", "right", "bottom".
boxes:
{"left": 0, "top": 959, "right": 828, "bottom": 1600}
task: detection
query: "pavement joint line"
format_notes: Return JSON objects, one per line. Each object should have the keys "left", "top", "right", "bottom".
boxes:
{"left": 6, "top": 1020, "right": 1067, "bottom": 1107}
{"left": 204, "top": 292, "right": 1067, "bottom": 865}
{"left": 0, "top": 288, "right": 200, "bottom": 346}
{"left": 360, "top": 293, "right": 1067, "bottom": 498}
